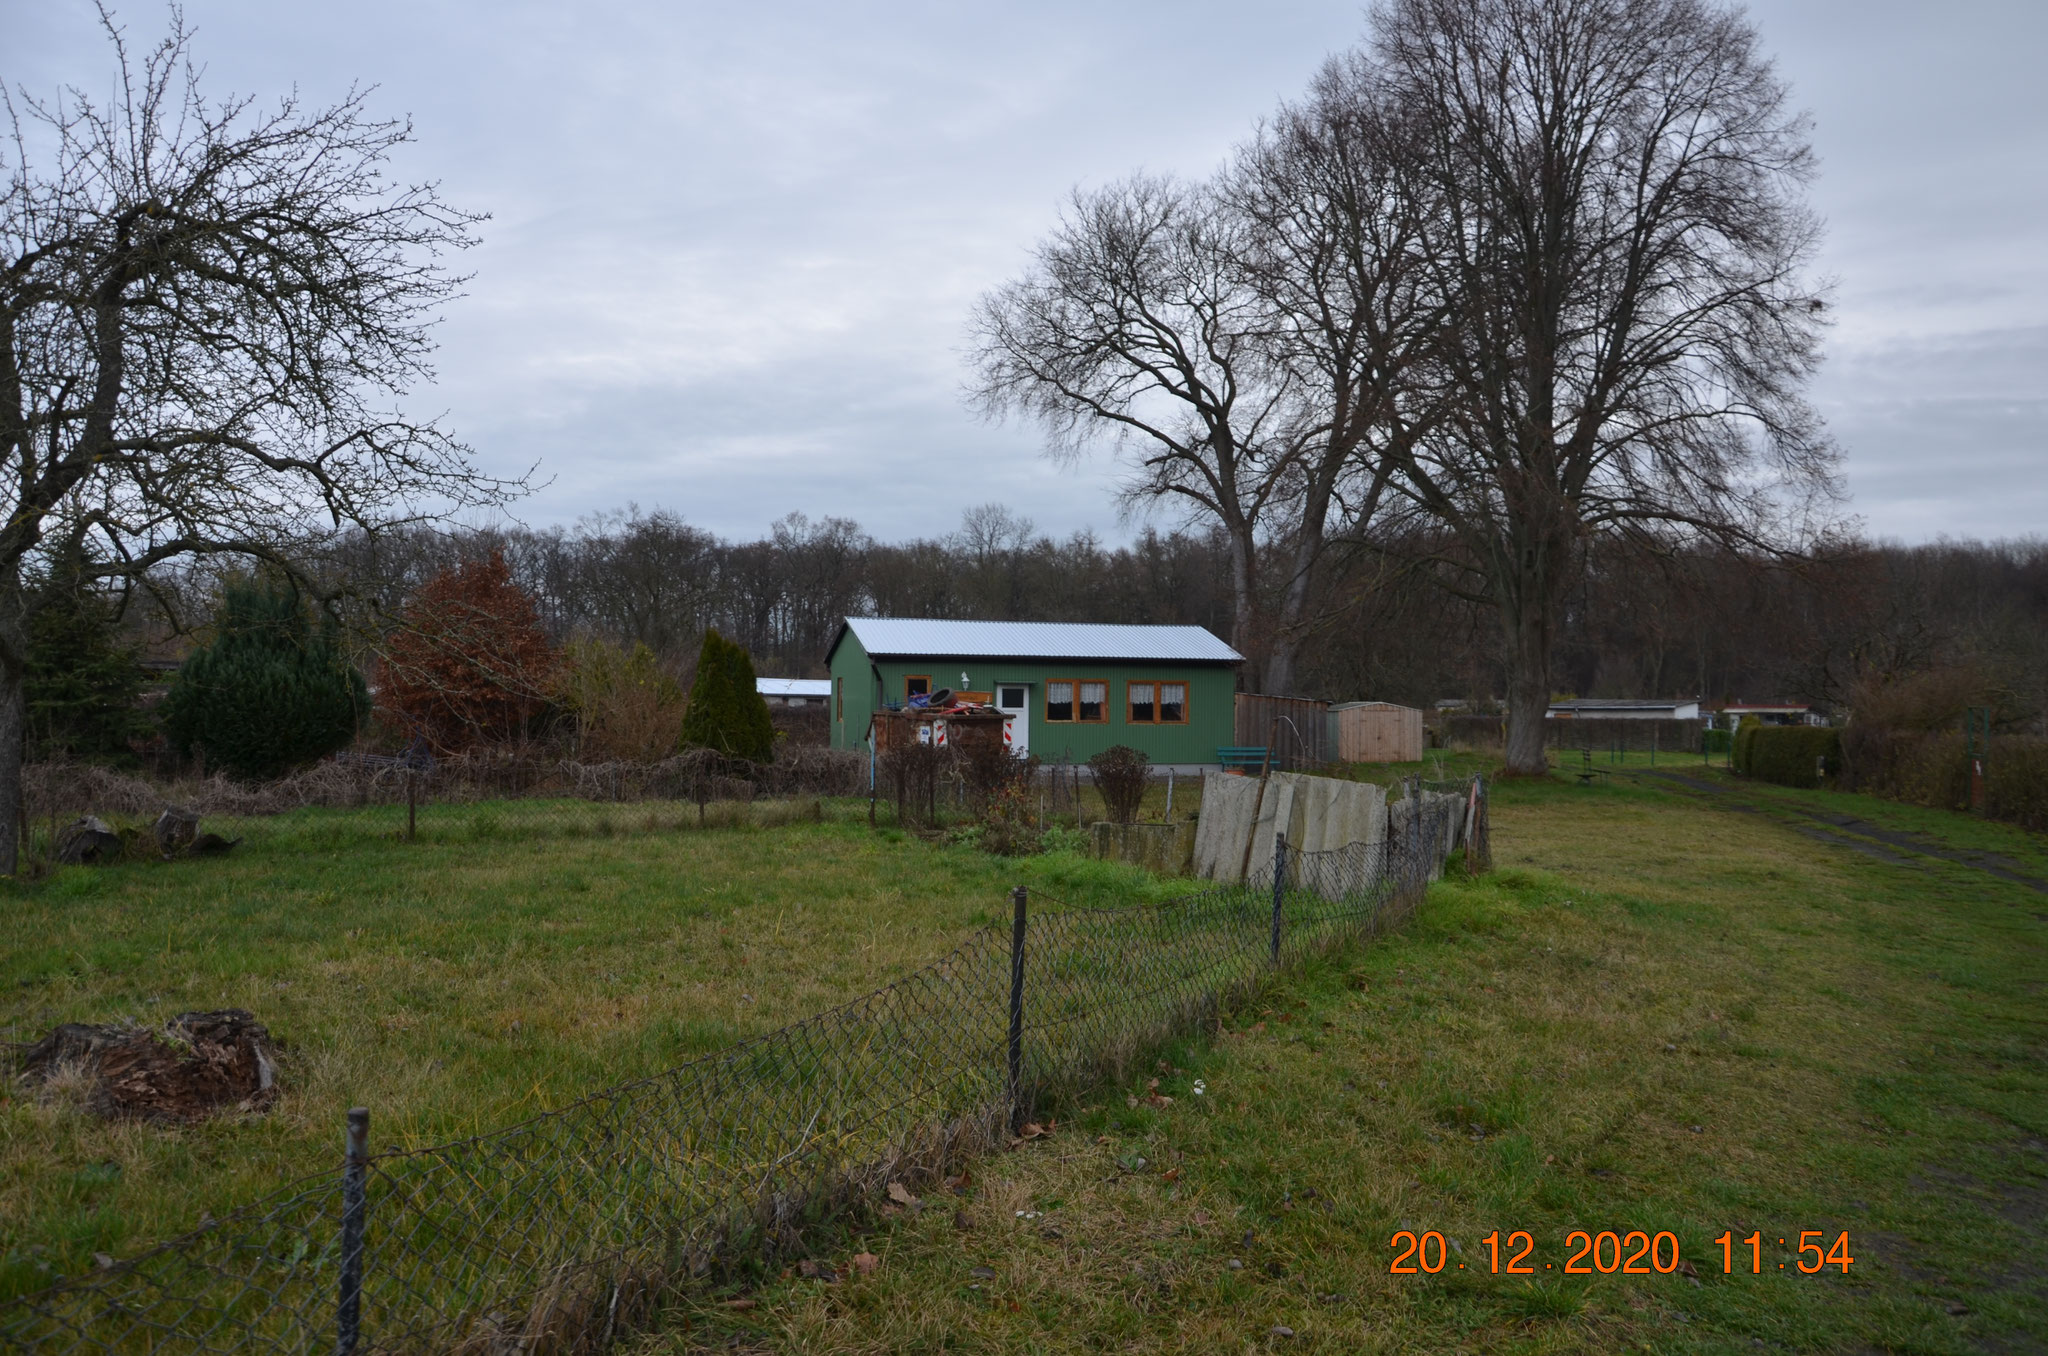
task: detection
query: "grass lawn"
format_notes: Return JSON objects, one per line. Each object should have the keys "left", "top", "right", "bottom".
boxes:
{"left": 644, "top": 773, "right": 2047, "bottom": 1354}
{"left": 0, "top": 799, "right": 1177, "bottom": 1291}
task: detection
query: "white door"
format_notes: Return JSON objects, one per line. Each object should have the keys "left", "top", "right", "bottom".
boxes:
{"left": 996, "top": 684, "right": 1030, "bottom": 757}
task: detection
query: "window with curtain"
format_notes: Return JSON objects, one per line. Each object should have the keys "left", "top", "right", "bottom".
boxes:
{"left": 1129, "top": 682, "right": 1156, "bottom": 722}
{"left": 1159, "top": 681, "right": 1187, "bottom": 723}
{"left": 1127, "top": 679, "right": 1187, "bottom": 723}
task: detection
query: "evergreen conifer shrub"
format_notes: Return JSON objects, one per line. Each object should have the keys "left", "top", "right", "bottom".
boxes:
{"left": 24, "top": 570, "right": 148, "bottom": 762}
{"left": 161, "top": 582, "right": 368, "bottom": 778}
{"left": 679, "top": 630, "right": 775, "bottom": 763}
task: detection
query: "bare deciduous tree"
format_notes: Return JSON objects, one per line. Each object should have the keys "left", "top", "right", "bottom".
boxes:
{"left": 1372, "top": 0, "right": 1837, "bottom": 773}
{"left": 0, "top": 10, "right": 524, "bottom": 868}
{"left": 967, "top": 177, "right": 1298, "bottom": 686}
{"left": 1225, "top": 50, "right": 1450, "bottom": 693}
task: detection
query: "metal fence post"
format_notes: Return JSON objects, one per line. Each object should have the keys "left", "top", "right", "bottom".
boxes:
{"left": 1269, "top": 832, "right": 1288, "bottom": 965}
{"left": 338, "top": 1106, "right": 369, "bottom": 1356}
{"left": 1007, "top": 886, "right": 1027, "bottom": 1132}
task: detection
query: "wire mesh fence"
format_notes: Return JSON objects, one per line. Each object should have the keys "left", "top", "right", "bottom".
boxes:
{"left": 4, "top": 778, "right": 1482, "bottom": 1356}
{"left": 16, "top": 748, "right": 872, "bottom": 870}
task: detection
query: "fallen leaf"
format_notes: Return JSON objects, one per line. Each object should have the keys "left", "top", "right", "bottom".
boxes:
{"left": 953, "top": 1209, "right": 974, "bottom": 1231}
{"left": 1017, "top": 1122, "right": 1047, "bottom": 1139}
{"left": 886, "top": 1181, "right": 919, "bottom": 1207}
{"left": 970, "top": 1265, "right": 997, "bottom": 1281}
{"left": 849, "top": 1252, "right": 880, "bottom": 1276}
{"left": 1248, "top": 1021, "right": 1266, "bottom": 1033}
{"left": 796, "top": 1259, "right": 838, "bottom": 1283}
{"left": 1191, "top": 1209, "right": 1212, "bottom": 1227}
{"left": 1161, "top": 1167, "right": 1182, "bottom": 1183}
{"left": 1147, "top": 1093, "right": 1175, "bottom": 1108}
{"left": 944, "top": 1169, "right": 973, "bottom": 1192}
{"left": 1126, "top": 1095, "right": 1139, "bottom": 1109}
{"left": 719, "top": 1298, "right": 757, "bottom": 1310}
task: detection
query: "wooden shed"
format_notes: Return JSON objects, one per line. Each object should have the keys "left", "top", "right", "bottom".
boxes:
{"left": 1331, "top": 701, "right": 1424, "bottom": 763}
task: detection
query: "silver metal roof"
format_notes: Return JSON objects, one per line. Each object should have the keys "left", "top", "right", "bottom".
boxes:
{"left": 833, "top": 618, "right": 1242, "bottom": 664}
{"left": 757, "top": 678, "right": 832, "bottom": 697}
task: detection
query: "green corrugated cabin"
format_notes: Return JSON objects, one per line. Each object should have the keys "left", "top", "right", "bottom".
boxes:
{"left": 824, "top": 618, "right": 1244, "bottom": 769}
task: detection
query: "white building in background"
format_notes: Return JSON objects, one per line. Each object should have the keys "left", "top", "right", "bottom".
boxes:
{"left": 1546, "top": 698, "right": 1702, "bottom": 721}
{"left": 756, "top": 677, "right": 832, "bottom": 708}
{"left": 1712, "top": 702, "right": 1825, "bottom": 728}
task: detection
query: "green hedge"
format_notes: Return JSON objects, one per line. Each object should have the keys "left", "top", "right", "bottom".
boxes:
{"left": 1734, "top": 723, "right": 1842, "bottom": 789}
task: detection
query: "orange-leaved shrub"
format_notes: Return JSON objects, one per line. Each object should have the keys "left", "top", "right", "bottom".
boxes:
{"left": 380, "top": 551, "right": 558, "bottom": 752}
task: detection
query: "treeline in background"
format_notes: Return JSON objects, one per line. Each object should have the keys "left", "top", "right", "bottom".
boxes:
{"left": 28, "top": 504, "right": 2048, "bottom": 793}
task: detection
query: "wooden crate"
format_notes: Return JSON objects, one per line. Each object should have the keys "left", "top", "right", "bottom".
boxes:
{"left": 869, "top": 707, "right": 1009, "bottom": 757}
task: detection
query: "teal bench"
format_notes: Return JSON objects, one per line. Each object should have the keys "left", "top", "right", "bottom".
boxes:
{"left": 1217, "top": 747, "right": 1270, "bottom": 773}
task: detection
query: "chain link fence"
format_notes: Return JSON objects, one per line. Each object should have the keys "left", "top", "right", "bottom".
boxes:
{"left": 4, "top": 777, "right": 1482, "bottom": 1355}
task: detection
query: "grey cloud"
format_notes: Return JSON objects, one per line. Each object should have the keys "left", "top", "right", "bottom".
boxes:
{"left": 11, "top": 0, "right": 2046, "bottom": 543}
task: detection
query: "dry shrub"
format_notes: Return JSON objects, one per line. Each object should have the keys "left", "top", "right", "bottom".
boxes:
{"left": 18, "top": 745, "right": 870, "bottom": 833}
{"left": 1849, "top": 666, "right": 1985, "bottom": 732}
{"left": 770, "top": 703, "right": 830, "bottom": 747}
{"left": 1838, "top": 668, "right": 1987, "bottom": 805}
{"left": 558, "top": 639, "right": 687, "bottom": 762}
{"left": 879, "top": 743, "right": 948, "bottom": 829}
{"left": 1984, "top": 737, "right": 2048, "bottom": 831}
{"left": 1087, "top": 745, "right": 1150, "bottom": 825}
{"left": 980, "top": 779, "right": 1042, "bottom": 856}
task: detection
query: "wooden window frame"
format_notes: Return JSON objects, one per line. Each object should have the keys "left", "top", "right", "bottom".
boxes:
{"left": 1076, "top": 678, "right": 1109, "bottom": 724}
{"left": 1127, "top": 678, "right": 1190, "bottom": 725}
{"left": 1045, "top": 678, "right": 1076, "bottom": 723}
{"left": 1044, "top": 677, "right": 1109, "bottom": 723}
{"left": 1157, "top": 679, "right": 1189, "bottom": 725}
{"left": 1127, "top": 680, "right": 1156, "bottom": 724}
{"left": 905, "top": 674, "right": 931, "bottom": 701}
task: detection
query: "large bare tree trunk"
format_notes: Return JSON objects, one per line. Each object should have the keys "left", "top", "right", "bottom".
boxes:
{"left": 1226, "top": 527, "right": 1262, "bottom": 687}
{"left": 1262, "top": 526, "right": 1323, "bottom": 696}
{"left": 0, "top": 658, "right": 25, "bottom": 876}
{"left": 1500, "top": 600, "right": 1553, "bottom": 777}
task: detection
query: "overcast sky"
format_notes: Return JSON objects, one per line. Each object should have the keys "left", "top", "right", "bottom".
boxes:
{"left": 11, "top": 0, "right": 2047, "bottom": 546}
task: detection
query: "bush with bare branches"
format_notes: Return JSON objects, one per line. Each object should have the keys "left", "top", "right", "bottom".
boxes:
{"left": 1087, "top": 745, "right": 1150, "bottom": 825}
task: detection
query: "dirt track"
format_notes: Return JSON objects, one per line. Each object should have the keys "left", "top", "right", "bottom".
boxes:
{"left": 1630, "top": 769, "right": 2048, "bottom": 898}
